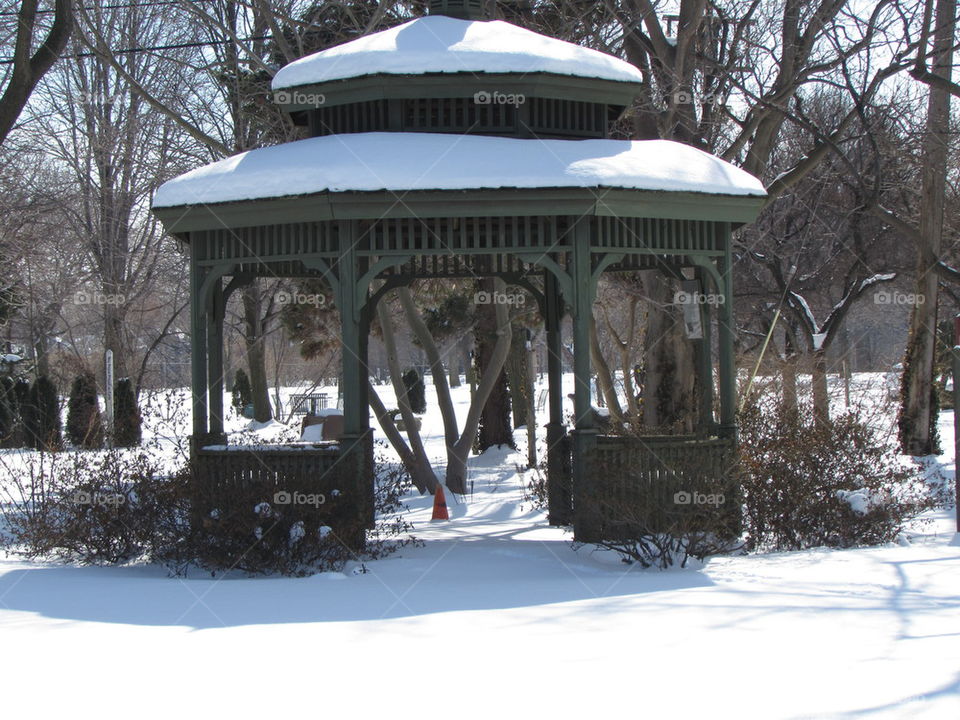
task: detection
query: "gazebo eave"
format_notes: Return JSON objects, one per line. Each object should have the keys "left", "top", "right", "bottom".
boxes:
{"left": 153, "top": 186, "right": 765, "bottom": 236}
{"left": 274, "top": 72, "right": 644, "bottom": 115}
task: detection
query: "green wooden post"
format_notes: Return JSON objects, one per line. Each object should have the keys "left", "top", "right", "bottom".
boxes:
{"left": 697, "top": 267, "right": 715, "bottom": 434}
{"left": 718, "top": 223, "right": 737, "bottom": 438}
{"left": 570, "top": 217, "right": 601, "bottom": 542}
{"left": 544, "top": 269, "right": 572, "bottom": 525}
{"left": 334, "top": 221, "right": 368, "bottom": 436}
{"left": 189, "top": 237, "right": 208, "bottom": 442}
{"left": 336, "top": 221, "right": 374, "bottom": 537}
{"left": 207, "top": 275, "right": 226, "bottom": 440}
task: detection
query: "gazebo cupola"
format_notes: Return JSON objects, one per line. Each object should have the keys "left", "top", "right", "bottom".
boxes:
{"left": 152, "top": 3, "right": 766, "bottom": 546}
{"left": 271, "top": 1, "right": 644, "bottom": 140}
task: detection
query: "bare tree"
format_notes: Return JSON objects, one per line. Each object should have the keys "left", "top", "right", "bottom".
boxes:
{"left": 18, "top": 0, "right": 193, "bottom": 400}
{"left": 494, "top": 1, "right": 922, "bottom": 429}
{"left": 0, "top": 0, "right": 72, "bottom": 145}
{"left": 898, "top": 0, "right": 954, "bottom": 455}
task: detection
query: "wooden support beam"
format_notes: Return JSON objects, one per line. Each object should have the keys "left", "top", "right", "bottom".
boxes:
{"left": 717, "top": 223, "right": 737, "bottom": 438}
{"left": 570, "top": 217, "right": 601, "bottom": 542}
{"left": 544, "top": 268, "right": 572, "bottom": 526}
{"left": 189, "top": 238, "right": 208, "bottom": 440}
{"left": 207, "top": 276, "right": 226, "bottom": 438}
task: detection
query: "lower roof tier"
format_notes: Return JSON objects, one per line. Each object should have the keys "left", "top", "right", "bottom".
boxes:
{"left": 153, "top": 132, "right": 766, "bottom": 216}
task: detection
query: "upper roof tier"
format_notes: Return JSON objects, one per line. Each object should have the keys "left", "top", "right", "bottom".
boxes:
{"left": 271, "top": 15, "right": 646, "bottom": 91}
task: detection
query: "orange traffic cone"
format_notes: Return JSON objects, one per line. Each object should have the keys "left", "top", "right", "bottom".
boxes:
{"left": 431, "top": 484, "right": 449, "bottom": 521}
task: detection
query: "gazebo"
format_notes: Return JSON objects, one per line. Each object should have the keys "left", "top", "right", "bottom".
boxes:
{"left": 152, "top": 0, "right": 765, "bottom": 544}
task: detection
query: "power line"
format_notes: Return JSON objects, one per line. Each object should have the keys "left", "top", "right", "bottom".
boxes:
{"left": 0, "top": 0, "right": 218, "bottom": 17}
{"left": 0, "top": 35, "right": 272, "bottom": 64}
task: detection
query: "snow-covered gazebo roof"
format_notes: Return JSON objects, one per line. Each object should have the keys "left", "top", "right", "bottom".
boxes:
{"left": 271, "top": 15, "right": 645, "bottom": 90}
{"left": 153, "top": 133, "right": 765, "bottom": 210}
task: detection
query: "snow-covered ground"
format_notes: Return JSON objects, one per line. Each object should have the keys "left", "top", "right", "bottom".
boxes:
{"left": 1, "top": 372, "right": 958, "bottom": 719}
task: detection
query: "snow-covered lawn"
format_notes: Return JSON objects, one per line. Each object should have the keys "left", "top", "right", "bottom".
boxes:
{"left": 1, "top": 373, "right": 958, "bottom": 719}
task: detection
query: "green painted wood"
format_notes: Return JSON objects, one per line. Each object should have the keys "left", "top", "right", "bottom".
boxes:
{"left": 336, "top": 222, "right": 365, "bottom": 436}
{"left": 154, "top": 189, "right": 764, "bottom": 234}
{"left": 544, "top": 269, "right": 572, "bottom": 526}
{"left": 308, "top": 95, "right": 617, "bottom": 139}
{"left": 717, "top": 223, "right": 737, "bottom": 437}
{"left": 276, "top": 73, "right": 641, "bottom": 116}
{"left": 591, "top": 434, "right": 739, "bottom": 537}
{"left": 189, "top": 236, "right": 208, "bottom": 437}
{"left": 428, "top": 0, "right": 485, "bottom": 19}
{"left": 570, "top": 218, "right": 595, "bottom": 430}
{"left": 167, "top": 216, "right": 740, "bottom": 271}
{"left": 207, "top": 277, "right": 225, "bottom": 436}
{"left": 696, "top": 267, "right": 716, "bottom": 432}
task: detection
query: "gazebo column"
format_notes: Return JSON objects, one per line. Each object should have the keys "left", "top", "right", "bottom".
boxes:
{"left": 188, "top": 239, "right": 209, "bottom": 450}
{"left": 717, "top": 223, "right": 737, "bottom": 438}
{"left": 569, "top": 218, "right": 601, "bottom": 543}
{"left": 544, "top": 269, "right": 572, "bottom": 525}
{"left": 696, "top": 267, "right": 716, "bottom": 433}
{"left": 335, "top": 222, "right": 375, "bottom": 539}
{"left": 206, "top": 276, "right": 226, "bottom": 443}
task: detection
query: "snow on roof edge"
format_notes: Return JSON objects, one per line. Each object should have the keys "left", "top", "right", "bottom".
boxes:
{"left": 152, "top": 133, "right": 767, "bottom": 210}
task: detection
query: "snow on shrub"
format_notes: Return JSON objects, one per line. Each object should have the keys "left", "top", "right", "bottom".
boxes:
{"left": 738, "top": 399, "right": 943, "bottom": 552}
{"left": 0, "top": 439, "right": 419, "bottom": 577}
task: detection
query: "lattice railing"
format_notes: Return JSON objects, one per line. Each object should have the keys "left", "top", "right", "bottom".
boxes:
{"left": 589, "top": 434, "right": 740, "bottom": 538}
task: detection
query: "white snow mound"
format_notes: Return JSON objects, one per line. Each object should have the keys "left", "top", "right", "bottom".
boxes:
{"left": 153, "top": 132, "right": 766, "bottom": 208}
{"left": 271, "top": 15, "right": 645, "bottom": 89}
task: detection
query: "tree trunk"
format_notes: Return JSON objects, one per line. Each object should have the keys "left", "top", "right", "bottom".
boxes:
{"left": 463, "top": 337, "right": 475, "bottom": 396}
{"left": 448, "top": 278, "right": 513, "bottom": 492}
{"left": 378, "top": 295, "right": 439, "bottom": 494}
{"left": 899, "top": 0, "right": 953, "bottom": 456}
{"left": 641, "top": 274, "right": 696, "bottom": 432}
{"left": 0, "top": 0, "right": 73, "bottom": 147}
{"left": 103, "top": 306, "right": 129, "bottom": 386}
{"left": 812, "top": 350, "right": 830, "bottom": 428}
{"left": 619, "top": 343, "right": 639, "bottom": 418}
{"left": 241, "top": 284, "right": 272, "bottom": 423}
{"left": 368, "top": 381, "right": 438, "bottom": 494}
{"left": 475, "top": 279, "right": 514, "bottom": 450}
{"left": 506, "top": 326, "right": 530, "bottom": 428}
{"left": 448, "top": 346, "right": 461, "bottom": 388}
{"left": 589, "top": 318, "right": 624, "bottom": 423}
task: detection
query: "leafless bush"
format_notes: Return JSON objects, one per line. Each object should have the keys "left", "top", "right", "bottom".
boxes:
{"left": 0, "top": 446, "right": 165, "bottom": 564}
{"left": 0, "top": 440, "right": 418, "bottom": 577}
{"left": 517, "top": 459, "right": 548, "bottom": 512}
{"left": 738, "top": 399, "right": 943, "bottom": 551}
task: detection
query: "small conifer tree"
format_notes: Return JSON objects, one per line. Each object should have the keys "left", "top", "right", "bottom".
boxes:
{"left": 67, "top": 372, "right": 105, "bottom": 448}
